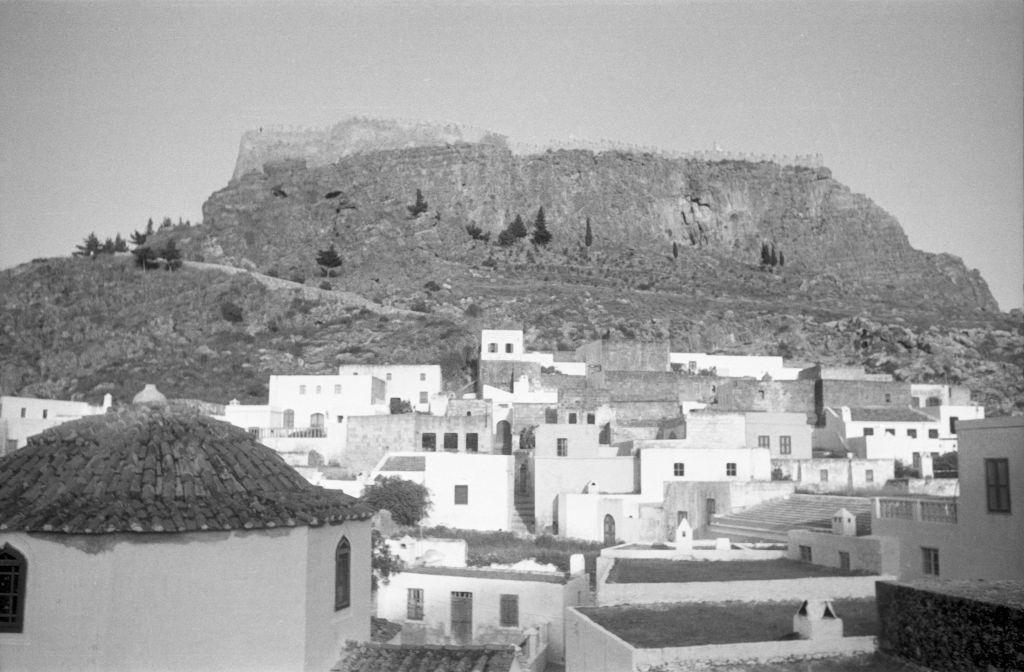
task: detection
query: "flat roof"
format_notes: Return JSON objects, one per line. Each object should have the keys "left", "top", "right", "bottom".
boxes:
{"left": 402, "top": 566, "right": 569, "bottom": 584}
{"left": 958, "top": 416, "right": 1024, "bottom": 430}
{"left": 607, "top": 558, "right": 876, "bottom": 584}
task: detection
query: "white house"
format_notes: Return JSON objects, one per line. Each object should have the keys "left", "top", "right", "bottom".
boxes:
{"left": 337, "top": 364, "right": 442, "bottom": 413}
{"left": 0, "top": 404, "right": 374, "bottom": 672}
{"left": 669, "top": 352, "right": 803, "bottom": 380}
{"left": 0, "top": 393, "right": 111, "bottom": 453}
{"left": 371, "top": 451, "right": 514, "bottom": 531}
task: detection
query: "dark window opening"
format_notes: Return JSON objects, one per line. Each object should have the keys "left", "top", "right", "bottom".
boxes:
{"left": 443, "top": 433, "right": 459, "bottom": 451}
{"left": 454, "top": 485, "right": 469, "bottom": 505}
{"left": 985, "top": 458, "right": 1011, "bottom": 513}
{"left": 335, "top": 537, "right": 351, "bottom": 610}
{"left": 922, "top": 547, "right": 940, "bottom": 576}
{"left": 757, "top": 435, "right": 770, "bottom": 449}
{"left": 544, "top": 408, "right": 558, "bottom": 424}
{"left": 466, "top": 433, "right": 479, "bottom": 453}
{"left": 726, "top": 462, "right": 737, "bottom": 476}
{"left": 422, "top": 433, "right": 436, "bottom": 451}
{"left": 499, "top": 594, "right": 519, "bottom": 627}
{"left": 407, "top": 588, "right": 424, "bottom": 620}
{"left": 568, "top": 412, "right": 578, "bottom": 424}
{"left": 673, "top": 462, "right": 685, "bottom": 477}
{"left": 0, "top": 544, "right": 26, "bottom": 633}
{"left": 586, "top": 413, "right": 596, "bottom": 425}
{"left": 557, "top": 438, "right": 568, "bottom": 457}
{"left": 780, "top": 436, "right": 792, "bottom": 454}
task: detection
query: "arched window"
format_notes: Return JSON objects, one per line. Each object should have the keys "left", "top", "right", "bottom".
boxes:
{"left": 283, "top": 409, "right": 295, "bottom": 429}
{"left": 0, "top": 544, "right": 26, "bottom": 633}
{"left": 335, "top": 537, "right": 350, "bottom": 611}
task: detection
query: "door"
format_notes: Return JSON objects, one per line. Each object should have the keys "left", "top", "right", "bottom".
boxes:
{"left": 705, "top": 498, "right": 716, "bottom": 527}
{"left": 603, "top": 514, "right": 616, "bottom": 546}
{"left": 497, "top": 421, "right": 512, "bottom": 455}
{"left": 451, "top": 592, "right": 473, "bottom": 644}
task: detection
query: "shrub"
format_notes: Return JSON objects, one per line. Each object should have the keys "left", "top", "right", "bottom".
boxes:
{"left": 220, "top": 301, "right": 244, "bottom": 323}
{"left": 362, "top": 476, "right": 431, "bottom": 526}
{"left": 319, "top": 281, "right": 332, "bottom": 291}
{"left": 465, "top": 224, "right": 490, "bottom": 241}
{"left": 407, "top": 189, "right": 428, "bottom": 218}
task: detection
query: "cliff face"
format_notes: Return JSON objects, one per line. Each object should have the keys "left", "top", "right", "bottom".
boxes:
{"left": 203, "top": 139, "right": 998, "bottom": 314}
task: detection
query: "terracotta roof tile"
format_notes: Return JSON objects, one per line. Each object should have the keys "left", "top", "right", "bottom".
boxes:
{"left": 0, "top": 406, "right": 374, "bottom": 534}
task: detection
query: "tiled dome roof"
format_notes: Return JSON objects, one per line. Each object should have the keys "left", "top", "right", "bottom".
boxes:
{"left": 0, "top": 407, "right": 373, "bottom": 534}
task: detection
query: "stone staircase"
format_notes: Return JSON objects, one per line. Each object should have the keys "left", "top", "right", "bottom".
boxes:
{"left": 708, "top": 494, "right": 874, "bottom": 542}
{"left": 511, "top": 494, "right": 535, "bottom": 535}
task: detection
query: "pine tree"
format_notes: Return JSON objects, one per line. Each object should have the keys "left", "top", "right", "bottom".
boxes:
{"left": 769, "top": 244, "right": 778, "bottom": 267}
{"left": 73, "top": 232, "right": 101, "bottom": 257}
{"left": 113, "top": 234, "right": 128, "bottom": 252}
{"left": 498, "top": 214, "right": 528, "bottom": 246}
{"left": 160, "top": 239, "right": 182, "bottom": 270}
{"left": 101, "top": 237, "right": 116, "bottom": 254}
{"left": 584, "top": 217, "right": 593, "bottom": 247}
{"left": 531, "top": 207, "right": 551, "bottom": 246}
{"left": 407, "top": 189, "right": 428, "bottom": 218}
{"left": 316, "top": 245, "right": 343, "bottom": 275}
{"left": 760, "top": 242, "right": 771, "bottom": 266}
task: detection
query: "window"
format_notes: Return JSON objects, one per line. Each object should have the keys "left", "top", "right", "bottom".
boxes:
{"left": 799, "top": 545, "right": 812, "bottom": 562}
{"left": 884, "top": 393, "right": 892, "bottom": 403}
{"left": 454, "top": 485, "right": 468, "bottom": 505}
{"left": 0, "top": 545, "right": 26, "bottom": 633}
{"left": 419, "top": 372, "right": 426, "bottom": 381}
{"left": 758, "top": 389, "right": 765, "bottom": 400}
{"left": 334, "top": 384, "right": 342, "bottom": 394}
{"left": 299, "top": 385, "right": 306, "bottom": 395}
{"left": 41, "top": 409, "right": 47, "bottom": 419}
{"left": 907, "top": 429, "right": 917, "bottom": 439}
{"left": 673, "top": 462, "right": 685, "bottom": 477}
{"left": 488, "top": 343, "right": 497, "bottom": 353}
{"left": 556, "top": 438, "right": 568, "bottom": 457}
{"left": 884, "top": 428, "right": 895, "bottom": 436}
{"left": 922, "top": 547, "right": 940, "bottom": 576}
{"left": 726, "top": 462, "right": 737, "bottom": 476}
{"left": 19, "top": 408, "right": 26, "bottom": 418}
{"left": 422, "top": 433, "right": 436, "bottom": 451}
{"left": 386, "top": 373, "right": 392, "bottom": 381}
{"left": 336, "top": 415, "right": 344, "bottom": 424}
{"left": 544, "top": 408, "right": 557, "bottom": 424}
{"left": 820, "top": 469, "right": 829, "bottom": 482}
{"left": 779, "top": 436, "right": 792, "bottom": 455}
{"left": 443, "top": 433, "right": 459, "bottom": 452}
{"left": 586, "top": 413, "right": 596, "bottom": 425}
{"left": 315, "top": 385, "right": 322, "bottom": 395}
{"left": 504, "top": 343, "right": 513, "bottom": 353}
{"left": 407, "top": 588, "right": 424, "bottom": 620}
{"left": 838, "top": 551, "right": 850, "bottom": 571}
{"left": 283, "top": 409, "right": 294, "bottom": 428}
{"left": 985, "top": 458, "right": 1011, "bottom": 513}
{"left": 949, "top": 417, "right": 959, "bottom": 435}
{"left": 310, "top": 413, "right": 325, "bottom": 428}
{"left": 499, "top": 594, "right": 519, "bottom": 627}
{"left": 757, "top": 435, "right": 770, "bottom": 449}
{"left": 466, "top": 433, "right": 478, "bottom": 453}
{"left": 866, "top": 470, "right": 874, "bottom": 483}
{"left": 335, "top": 537, "right": 351, "bottom": 610}
{"left": 419, "top": 391, "right": 428, "bottom": 404}
{"left": 928, "top": 429, "right": 939, "bottom": 439}
{"left": 568, "top": 413, "right": 578, "bottom": 424}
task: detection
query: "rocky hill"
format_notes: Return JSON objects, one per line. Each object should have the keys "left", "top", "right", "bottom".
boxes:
{"left": 1, "top": 122, "right": 1021, "bottom": 415}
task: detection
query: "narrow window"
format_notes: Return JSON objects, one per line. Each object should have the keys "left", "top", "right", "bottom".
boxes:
{"left": 0, "top": 544, "right": 27, "bottom": 632}
{"left": 335, "top": 537, "right": 351, "bottom": 610}
{"left": 928, "top": 429, "right": 939, "bottom": 439}
{"left": 799, "top": 545, "right": 812, "bottom": 562}
{"left": 557, "top": 438, "right": 568, "bottom": 457}
{"left": 907, "top": 429, "right": 917, "bottom": 439}
{"left": 42, "top": 409, "right": 48, "bottom": 419}
{"left": 673, "top": 462, "right": 685, "bottom": 477}
{"left": 820, "top": 469, "right": 829, "bottom": 482}
{"left": 299, "top": 385, "right": 306, "bottom": 395}
{"left": 407, "top": 588, "right": 424, "bottom": 621}
{"left": 586, "top": 413, "right": 596, "bottom": 425}
{"left": 779, "top": 436, "right": 792, "bottom": 455}
{"left": 758, "top": 389, "right": 765, "bottom": 400}
{"left": 866, "top": 469, "right": 874, "bottom": 483}
{"left": 922, "top": 547, "right": 940, "bottom": 576}
{"left": 419, "top": 391, "right": 428, "bottom": 404}
{"left": 757, "top": 435, "right": 770, "bottom": 449}
{"left": 443, "top": 432, "right": 459, "bottom": 451}
{"left": 283, "top": 409, "right": 295, "bottom": 429}
{"left": 839, "top": 551, "right": 850, "bottom": 571}
{"left": 334, "top": 384, "right": 342, "bottom": 394}
{"left": 19, "top": 408, "right": 25, "bottom": 418}
{"left": 884, "top": 393, "right": 892, "bottom": 403}
{"left": 454, "top": 485, "right": 468, "bottom": 505}
{"left": 421, "top": 433, "right": 436, "bottom": 451}
{"left": 465, "top": 433, "right": 478, "bottom": 453}
{"left": 544, "top": 408, "right": 557, "bottom": 424}
{"left": 315, "top": 385, "right": 322, "bottom": 395}
{"left": 499, "top": 594, "right": 519, "bottom": 627}
{"left": 336, "top": 415, "right": 344, "bottom": 424}
{"left": 568, "top": 412, "right": 578, "bottom": 424}
{"left": 726, "top": 462, "right": 737, "bottom": 476}
{"left": 419, "top": 372, "right": 426, "bottom": 381}
{"left": 985, "top": 458, "right": 1011, "bottom": 513}
{"left": 863, "top": 428, "right": 874, "bottom": 436}
{"left": 949, "top": 417, "right": 959, "bottom": 435}
{"left": 505, "top": 343, "right": 513, "bottom": 353}
{"left": 488, "top": 343, "right": 497, "bottom": 353}
{"left": 310, "top": 413, "right": 325, "bottom": 428}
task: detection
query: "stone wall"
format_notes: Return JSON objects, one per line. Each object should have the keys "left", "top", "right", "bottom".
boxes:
{"left": 661, "top": 480, "right": 795, "bottom": 532}
{"left": 605, "top": 371, "right": 680, "bottom": 401}
{"left": 479, "top": 360, "right": 542, "bottom": 393}
{"left": 714, "top": 379, "right": 817, "bottom": 415}
{"left": 773, "top": 457, "right": 894, "bottom": 492}
{"left": 575, "top": 340, "right": 670, "bottom": 372}
{"left": 821, "top": 380, "right": 911, "bottom": 410}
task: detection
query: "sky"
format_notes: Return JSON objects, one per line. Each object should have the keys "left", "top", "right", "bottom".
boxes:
{"left": 1, "top": 1, "right": 1021, "bottom": 310}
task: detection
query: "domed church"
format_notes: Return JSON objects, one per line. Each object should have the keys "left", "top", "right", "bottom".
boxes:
{"left": 0, "top": 405, "right": 374, "bottom": 672}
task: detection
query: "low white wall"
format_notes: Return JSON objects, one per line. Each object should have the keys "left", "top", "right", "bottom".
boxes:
{"left": 633, "top": 636, "right": 878, "bottom": 668}
{"left": 597, "top": 573, "right": 886, "bottom": 606}
{"left": 601, "top": 546, "right": 787, "bottom": 561}
{"left": 565, "top": 608, "right": 635, "bottom": 672}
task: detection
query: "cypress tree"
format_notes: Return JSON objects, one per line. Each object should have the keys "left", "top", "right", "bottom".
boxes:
{"left": 778, "top": 250, "right": 785, "bottom": 267}
{"left": 584, "top": 217, "right": 593, "bottom": 247}
{"left": 672, "top": 241, "right": 679, "bottom": 259}
{"left": 769, "top": 244, "right": 778, "bottom": 267}
{"left": 531, "top": 207, "right": 552, "bottom": 246}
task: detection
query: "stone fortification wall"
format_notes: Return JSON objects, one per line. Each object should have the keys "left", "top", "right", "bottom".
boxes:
{"left": 611, "top": 401, "right": 682, "bottom": 426}
{"left": 821, "top": 380, "right": 911, "bottom": 409}
{"left": 575, "top": 340, "right": 670, "bottom": 372}
{"left": 605, "top": 372, "right": 681, "bottom": 402}
{"left": 715, "top": 379, "right": 817, "bottom": 415}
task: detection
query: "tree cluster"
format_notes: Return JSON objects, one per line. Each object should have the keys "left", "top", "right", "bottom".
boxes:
{"left": 133, "top": 239, "right": 182, "bottom": 271}
{"left": 760, "top": 242, "right": 785, "bottom": 269}
{"left": 73, "top": 232, "right": 128, "bottom": 257}
{"left": 496, "top": 208, "right": 552, "bottom": 247}
{"left": 361, "top": 475, "right": 431, "bottom": 526}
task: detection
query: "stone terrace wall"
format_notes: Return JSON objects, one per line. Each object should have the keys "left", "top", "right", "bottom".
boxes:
{"left": 715, "top": 379, "right": 817, "bottom": 415}
{"left": 822, "top": 380, "right": 912, "bottom": 410}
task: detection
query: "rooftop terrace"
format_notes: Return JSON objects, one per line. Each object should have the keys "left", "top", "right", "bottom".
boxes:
{"left": 607, "top": 558, "right": 876, "bottom": 584}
